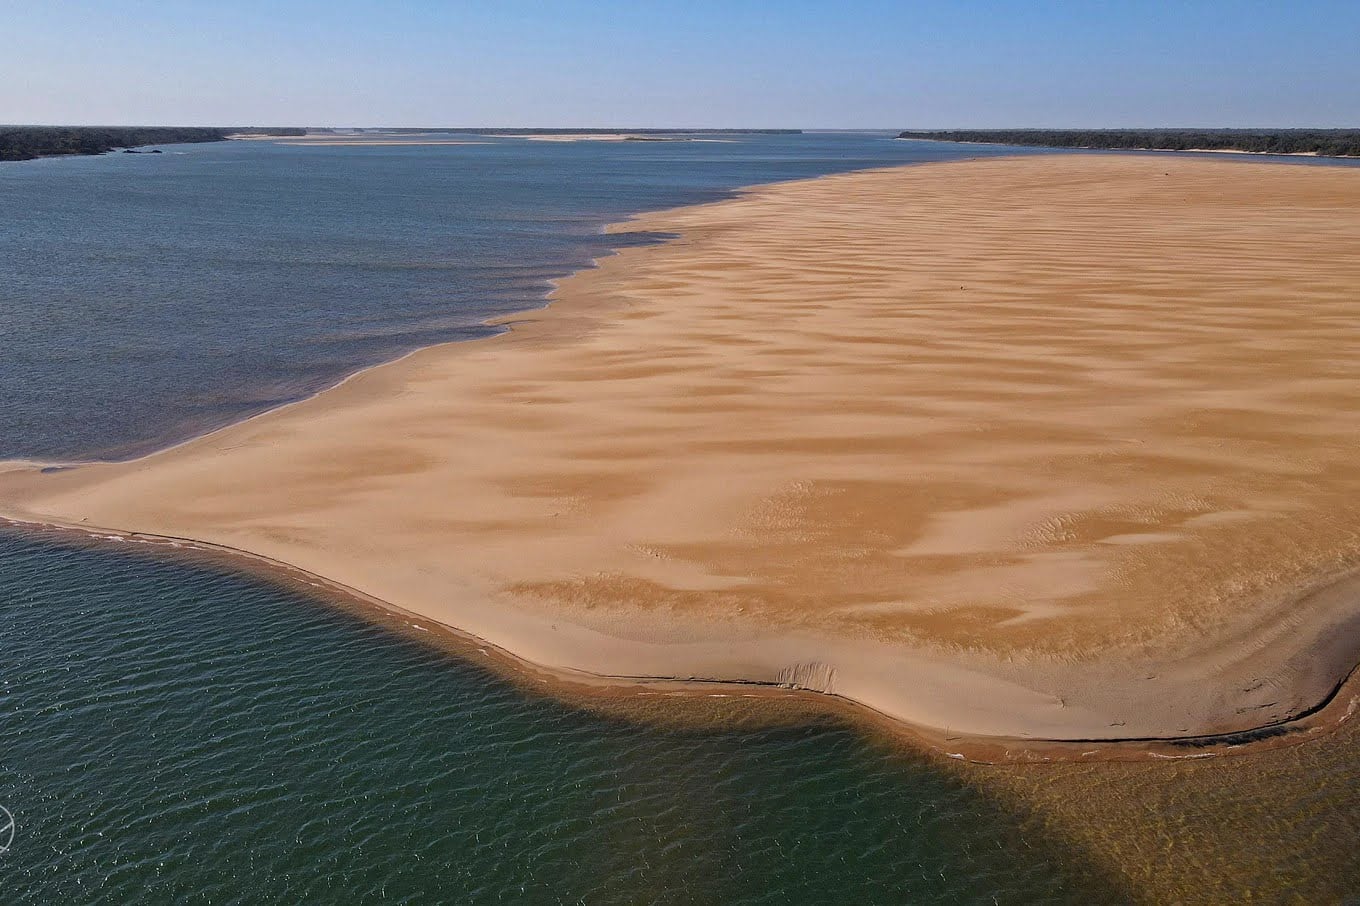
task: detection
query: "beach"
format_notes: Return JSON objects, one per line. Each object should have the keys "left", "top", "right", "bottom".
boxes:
{"left": 3, "top": 154, "right": 1359, "bottom": 754}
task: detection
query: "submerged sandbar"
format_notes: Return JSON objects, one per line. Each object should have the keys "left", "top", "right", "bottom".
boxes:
{"left": 3, "top": 155, "right": 1359, "bottom": 751}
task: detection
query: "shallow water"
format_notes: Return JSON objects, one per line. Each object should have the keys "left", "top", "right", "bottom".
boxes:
{"left": 0, "top": 529, "right": 1119, "bottom": 903}
{"left": 2, "top": 134, "right": 1358, "bottom": 902}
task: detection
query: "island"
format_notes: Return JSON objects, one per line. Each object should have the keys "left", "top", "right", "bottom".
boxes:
{"left": 0, "top": 126, "right": 305, "bottom": 162}
{"left": 896, "top": 128, "right": 1360, "bottom": 158}
{"left": 3, "top": 154, "right": 1359, "bottom": 762}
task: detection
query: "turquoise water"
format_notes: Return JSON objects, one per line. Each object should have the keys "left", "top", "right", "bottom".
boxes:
{"left": 6, "top": 133, "right": 1351, "bottom": 902}
{"left": 0, "top": 529, "right": 1116, "bottom": 902}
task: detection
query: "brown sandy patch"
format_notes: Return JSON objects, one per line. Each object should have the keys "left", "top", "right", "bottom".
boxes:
{"left": 2, "top": 155, "right": 1359, "bottom": 748}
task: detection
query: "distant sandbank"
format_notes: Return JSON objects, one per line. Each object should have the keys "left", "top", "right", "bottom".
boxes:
{"left": 906, "top": 137, "right": 1332, "bottom": 159}
{"left": 274, "top": 140, "right": 492, "bottom": 146}
{"left": 3, "top": 155, "right": 1359, "bottom": 759}
{"left": 519, "top": 133, "right": 733, "bottom": 143}
{"left": 230, "top": 134, "right": 491, "bottom": 146}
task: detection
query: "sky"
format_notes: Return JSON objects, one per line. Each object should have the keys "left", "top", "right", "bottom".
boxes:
{"left": 3, "top": 0, "right": 1358, "bottom": 128}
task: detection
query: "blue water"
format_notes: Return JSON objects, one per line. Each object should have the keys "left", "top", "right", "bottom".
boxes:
{"left": 0, "top": 132, "right": 1029, "bottom": 462}
{"left": 3, "top": 133, "right": 1355, "bottom": 902}
{"left": 0, "top": 132, "right": 1115, "bottom": 903}
{"left": 0, "top": 528, "right": 1114, "bottom": 902}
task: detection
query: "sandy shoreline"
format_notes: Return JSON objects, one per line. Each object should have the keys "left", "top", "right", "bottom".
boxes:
{"left": 274, "top": 139, "right": 492, "bottom": 146}
{"left": 4, "top": 511, "right": 1357, "bottom": 765}
{"left": 518, "top": 134, "right": 733, "bottom": 143}
{"left": 897, "top": 135, "right": 1354, "bottom": 159}
{"left": 3, "top": 154, "right": 1359, "bottom": 757}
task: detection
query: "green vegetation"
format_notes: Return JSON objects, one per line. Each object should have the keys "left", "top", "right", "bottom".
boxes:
{"left": 0, "top": 126, "right": 305, "bottom": 162}
{"left": 896, "top": 129, "right": 1360, "bottom": 158}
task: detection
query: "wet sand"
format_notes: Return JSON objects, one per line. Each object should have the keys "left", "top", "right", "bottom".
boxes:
{"left": 2, "top": 154, "right": 1359, "bottom": 751}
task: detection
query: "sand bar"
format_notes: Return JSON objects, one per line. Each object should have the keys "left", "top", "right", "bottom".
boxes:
{"left": 3, "top": 155, "right": 1359, "bottom": 750}
{"left": 518, "top": 133, "right": 730, "bottom": 142}
{"left": 273, "top": 140, "right": 491, "bottom": 146}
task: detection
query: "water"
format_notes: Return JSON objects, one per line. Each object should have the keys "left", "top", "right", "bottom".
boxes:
{"left": 0, "top": 529, "right": 1114, "bottom": 902}
{"left": 0, "top": 132, "right": 1106, "bottom": 903}
{"left": 0, "top": 133, "right": 1029, "bottom": 462}
{"left": 2, "top": 133, "right": 1356, "bottom": 902}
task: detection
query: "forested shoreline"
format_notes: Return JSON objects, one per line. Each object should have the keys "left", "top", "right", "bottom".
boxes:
{"left": 0, "top": 126, "right": 304, "bottom": 162}
{"left": 896, "top": 129, "right": 1360, "bottom": 157}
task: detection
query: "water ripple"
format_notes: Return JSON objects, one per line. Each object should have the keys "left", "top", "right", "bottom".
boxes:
{"left": 0, "top": 529, "right": 1118, "bottom": 902}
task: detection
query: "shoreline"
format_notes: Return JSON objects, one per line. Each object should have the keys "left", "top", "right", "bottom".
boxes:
{"left": 895, "top": 135, "right": 1359, "bottom": 159}
{"left": 4, "top": 511, "right": 1356, "bottom": 764}
{"left": 3, "top": 154, "right": 1360, "bottom": 760}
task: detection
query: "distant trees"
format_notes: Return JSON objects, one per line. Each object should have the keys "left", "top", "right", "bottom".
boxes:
{"left": 895, "top": 129, "right": 1360, "bottom": 158}
{"left": 0, "top": 126, "right": 303, "bottom": 162}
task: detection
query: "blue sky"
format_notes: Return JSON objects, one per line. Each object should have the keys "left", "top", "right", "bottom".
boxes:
{"left": 4, "top": 1, "right": 1357, "bottom": 127}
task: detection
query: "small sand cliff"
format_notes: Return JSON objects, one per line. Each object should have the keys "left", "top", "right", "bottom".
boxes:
{"left": 3, "top": 155, "right": 1359, "bottom": 750}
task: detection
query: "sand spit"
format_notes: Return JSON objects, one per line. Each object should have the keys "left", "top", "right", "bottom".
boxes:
{"left": 229, "top": 134, "right": 491, "bottom": 146}
{"left": 896, "top": 136, "right": 1353, "bottom": 159}
{"left": 519, "top": 133, "right": 732, "bottom": 143}
{"left": 273, "top": 140, "right": 492, "bottom": 146}
{"left": 3, "top": 155, "right": 1359, "bottom": 755}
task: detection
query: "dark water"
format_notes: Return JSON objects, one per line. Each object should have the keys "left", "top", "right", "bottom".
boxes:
{"left": 2, "top": 134, "right": 1354, "bottom": 902}
{"left": 0, "top": 529, "right": 1116, "bottom": 903}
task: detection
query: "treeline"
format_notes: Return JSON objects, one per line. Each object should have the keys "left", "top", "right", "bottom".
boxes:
{"left": 896, "top": 129, "right": 1360, "bottom": 158}
{"left": 0, "top": 126, "right": 305, "bottom": 162}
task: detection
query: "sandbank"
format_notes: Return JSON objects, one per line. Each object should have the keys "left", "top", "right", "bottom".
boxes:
{"left": 3, "top": 155, "right": 1359, "bottom": 757}
{"left": 519, "top": 133, "right": 731, "bottom": 143}
{"left": 273, "top": 140, "right": 491, "bottom": 146}
{"left": 898, "top": 135, "right": 1348, "bottom": 158}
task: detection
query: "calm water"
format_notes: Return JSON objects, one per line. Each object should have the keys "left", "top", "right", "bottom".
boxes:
{"left": 0, "top": 529, "right": 1114, "bottom": 902}
{"left": 1, "top": 134, "right": 1355, "bottom": 902}
{"left": 0, "top": 133, "right": 1104, "bottom": 903}
{"left": 0, "top": 132, "right": 1028, "bottom": 462}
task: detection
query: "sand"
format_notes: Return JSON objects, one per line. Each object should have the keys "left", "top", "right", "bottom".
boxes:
{"left": 229, "top": 134, "right": 490, "bottom": 146}
{"left": 518, "top": 134, "right": 730, "bottom": 143}
{"left": 3, "top": 154, "right": 1359, "bottom": 754}
{"left": 273, "top": 140, "right": 491, "bottom": 146}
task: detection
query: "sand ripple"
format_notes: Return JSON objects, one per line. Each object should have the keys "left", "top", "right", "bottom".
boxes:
{"left": 3, "top": 155, "right": 1359, "bottom": 745}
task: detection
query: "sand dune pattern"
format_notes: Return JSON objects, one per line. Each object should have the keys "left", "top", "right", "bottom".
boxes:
{"left": 3, "top": 155, "right": 1360, "bottom": 754}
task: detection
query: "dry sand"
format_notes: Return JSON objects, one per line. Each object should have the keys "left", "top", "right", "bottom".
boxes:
{"left": 519, "top": 133, "right": 730, "bottom": 143}
{"left": 519, "top": 133, "right": 651, "bottom": 142}
{"left": 230, "top": 134, "right": 490, "bottom": 146}
{"left": 3, "top": 154, "right": 1359, "bottom": 752}
{"left": 273, "top": 140, "right": 491, "bottom": 146}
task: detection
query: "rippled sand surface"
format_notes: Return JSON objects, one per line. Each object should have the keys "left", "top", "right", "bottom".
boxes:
{"left": 3, "top": 155, "right": 1359, "bottom": 744}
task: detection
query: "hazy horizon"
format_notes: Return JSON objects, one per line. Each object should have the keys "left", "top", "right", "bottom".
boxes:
{"left": 6, "top": 124, "right": 1359, "bottom": 131}
{"left": 6, "top": 1, "right": 1358, "bottom": 129}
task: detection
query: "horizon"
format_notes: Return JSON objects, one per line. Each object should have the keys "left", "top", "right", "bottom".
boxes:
{"left": 7, "top": 124, "right": 1359, "bottom": 131}
{"left": 6, "top": 1, "right": 1358, "bottom": 128}
{"left": 7, "top": 4, "right": 1360, "bottom": 902}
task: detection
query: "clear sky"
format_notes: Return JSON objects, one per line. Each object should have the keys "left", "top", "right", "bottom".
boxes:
{"left": 4, "top": 0, "right": 1358, "bottom": 128}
